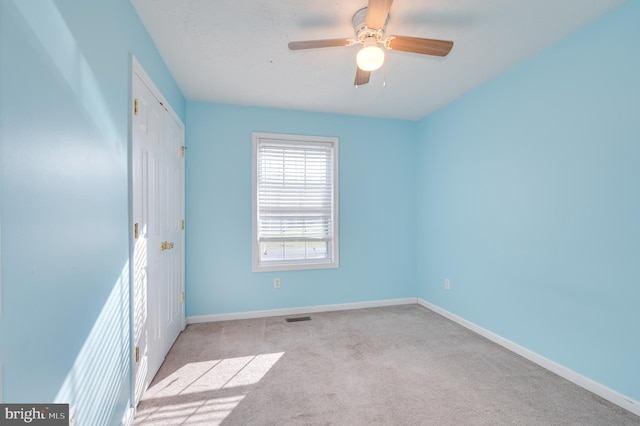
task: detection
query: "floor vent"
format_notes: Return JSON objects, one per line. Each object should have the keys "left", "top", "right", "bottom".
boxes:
{"left": 285, "top": 316, "right": 311, "bottom": 323}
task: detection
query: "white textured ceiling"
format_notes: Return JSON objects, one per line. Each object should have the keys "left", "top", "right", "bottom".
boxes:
{"left": 131, "top": 0, "right": 626, "bottom": 120}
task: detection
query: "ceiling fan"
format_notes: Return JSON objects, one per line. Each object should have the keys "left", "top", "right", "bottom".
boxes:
{"left": 288, "top": 0, "right": 454, "bottom": 86}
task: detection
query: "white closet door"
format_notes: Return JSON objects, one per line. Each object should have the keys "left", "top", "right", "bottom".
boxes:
{"left": 160, "top": 108, "right": 185, "bottom": 355}
{"left": 131, "top": 63, "right": 185, "bottom": 405}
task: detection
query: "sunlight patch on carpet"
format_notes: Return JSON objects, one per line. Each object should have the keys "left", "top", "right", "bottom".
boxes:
{"left": 135, "top": 353, "right": 284, "bottom": 425}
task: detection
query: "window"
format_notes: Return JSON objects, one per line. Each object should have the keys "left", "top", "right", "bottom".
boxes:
{"left": 252, "top": 132, "right": 339, "bottom": 272}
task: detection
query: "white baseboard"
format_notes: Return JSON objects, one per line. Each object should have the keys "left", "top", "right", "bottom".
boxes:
{"left": 121, "top": 406, "right": 135, "bottom": 426}
{"left": 187, "top": 297, "right": 417, "bottom": 324}
{"left": 417, "top": 298, "right": 640, "bottom": 417}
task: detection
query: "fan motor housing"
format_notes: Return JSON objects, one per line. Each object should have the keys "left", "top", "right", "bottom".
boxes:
{"left": 352, "top": 7, "right": 388, "bottom": 42}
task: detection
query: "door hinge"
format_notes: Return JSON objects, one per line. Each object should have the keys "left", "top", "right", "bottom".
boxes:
{"left": 135, "top": 346, "right": 140, "bottom": 363}
{"left": 181, "top": 146, "right": 187, "bottom": 157}
{"left": 134, "top": 223, "right": 139, "bottom": 239}
{"left": 134, "top": 99, "right": 139, "bottom": 116}
{"left": 181, "top": 292, "right": 185, "bottom": 304}
{"left": 181, "top": 219, "right": 185, "bottom": 230}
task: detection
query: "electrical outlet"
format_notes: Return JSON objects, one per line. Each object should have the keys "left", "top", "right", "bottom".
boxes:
{"left": 274, "top": 278, "right": 281, "bottom": 289}
{"left": 445, "top": 278, "right": 450, "bottom": 290}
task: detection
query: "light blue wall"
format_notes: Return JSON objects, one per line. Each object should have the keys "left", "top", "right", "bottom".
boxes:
{"left": 185, "top": 103, "right": 418, "bottom": 316}
{"left": 416, "top": 1, "right": 639, "bottom": 401}
{"left": 0, "top": 0, "right": 184, "bottom": 424}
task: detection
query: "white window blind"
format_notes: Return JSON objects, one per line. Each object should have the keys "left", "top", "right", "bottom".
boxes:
{"left": 252, "top": 133, "right": 339, "bottom": 272}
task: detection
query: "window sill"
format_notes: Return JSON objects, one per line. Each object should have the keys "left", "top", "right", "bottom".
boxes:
{"left": 252, "top": 260, "right": 339, "bottom": 273}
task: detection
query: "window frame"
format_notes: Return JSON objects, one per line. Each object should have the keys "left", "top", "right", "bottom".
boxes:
{"left": 252, "top": 132, "right": 339, "bottom": 272}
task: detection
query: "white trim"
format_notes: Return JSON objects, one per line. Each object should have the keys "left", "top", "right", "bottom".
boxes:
{"left": 417, "top": 298, "right": 640, "bottom": 417}
{"left": 131, "top": 56, "right": 182, "bottom": 130}
{"left": 251, "top": 132, "right": 339, "bottom": 273}
{"left": 120, "top": 406, "right": 135, "bottom": 426}
{"left": 188, "top": 298, "right": 417, "bottom": 323}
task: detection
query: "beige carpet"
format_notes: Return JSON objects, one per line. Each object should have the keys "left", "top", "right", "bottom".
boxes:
{"left": 134, "top": 305, "right": 639, "bottom": 425}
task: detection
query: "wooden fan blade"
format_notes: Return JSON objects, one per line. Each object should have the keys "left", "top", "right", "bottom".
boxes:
{"left": 288, "top": 39, "right": 352, "bottom": 50}
{"left": 365, "top": 0, "right": 393, "bottom": 29}
{"left": 354, "top": 67, "right": 371, "bottom": 87}
{"left": 386, "top": 36, "right": 453, "bottom": 56}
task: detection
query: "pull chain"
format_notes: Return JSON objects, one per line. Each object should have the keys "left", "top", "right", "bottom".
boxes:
{"left": 383, "top": 60, "right": 387, "bottom": 87}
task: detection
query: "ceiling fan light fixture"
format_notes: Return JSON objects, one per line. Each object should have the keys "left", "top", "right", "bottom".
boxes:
{"left": 288, "top": 2, "right": 454, "bottom": 87}
{"left": 356, "top": 38, "right": 384, "bottom": 71}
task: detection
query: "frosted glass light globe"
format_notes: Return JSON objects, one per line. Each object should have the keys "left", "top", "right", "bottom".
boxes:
{"left": 356, "top": 44, "right": 385, "bottom": 71}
